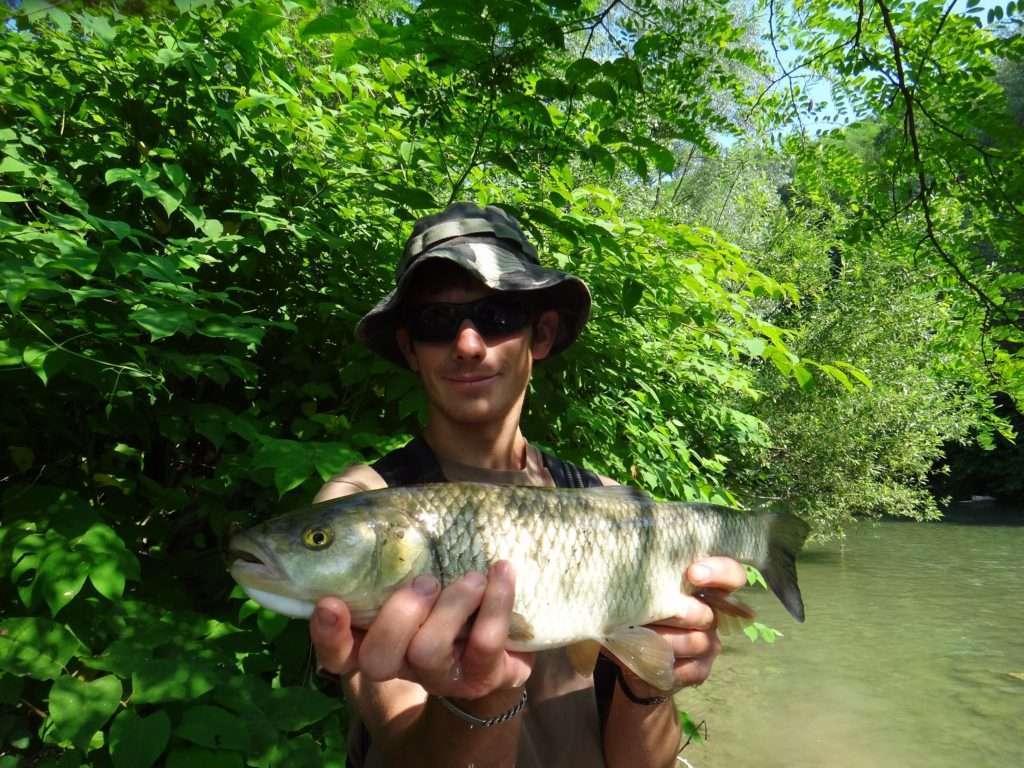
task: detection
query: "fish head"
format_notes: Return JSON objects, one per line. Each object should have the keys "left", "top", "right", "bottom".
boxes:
{"left": 228, "top": 494, "right": 432, "bottom": 622}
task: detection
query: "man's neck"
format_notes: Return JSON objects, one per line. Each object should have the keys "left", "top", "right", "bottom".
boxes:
{"left": 422, "top": 413, "right": 528, "bottom": 472}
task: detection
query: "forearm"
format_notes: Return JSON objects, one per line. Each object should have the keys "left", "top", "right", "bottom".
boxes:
{"left": 349, "top": 675, "right": 524, "bottom": 768}
{"left": 603, "top": 686, "right": 681, "bottom": 768}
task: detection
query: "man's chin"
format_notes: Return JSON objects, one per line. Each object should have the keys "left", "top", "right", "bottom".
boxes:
{"left": 439, "top": 399, "right": 505, "bottom": 425}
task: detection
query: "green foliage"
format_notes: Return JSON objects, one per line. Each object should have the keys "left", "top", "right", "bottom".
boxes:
{"left": 0, "top": 0, "right": 818, "bottom": 764}
{"left": 4, "top": 0, "right": 1017, "bottom": 762}
{"left": 771, "top": 0, "right": 1024, "bottom": 408}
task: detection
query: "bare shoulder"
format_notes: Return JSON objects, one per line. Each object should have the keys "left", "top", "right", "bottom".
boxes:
{"left": 598, "top": 474, "right": 620, "bottom": 487}
{"left": 314, "top": 463, "right": 387, "bottom": 502}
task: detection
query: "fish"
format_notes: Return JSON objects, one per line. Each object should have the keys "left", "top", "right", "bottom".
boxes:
{"left": 228, "top": 482, "right": 809, "bottom": 690}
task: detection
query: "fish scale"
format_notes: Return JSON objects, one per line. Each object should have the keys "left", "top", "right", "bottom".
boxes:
{"left": 384, "top": 484, "right": 783, "bottom": 649}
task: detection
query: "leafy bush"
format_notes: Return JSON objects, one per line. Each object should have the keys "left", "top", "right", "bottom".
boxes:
{"left": 0, "top": 1, "right": 818, "bottom": 764}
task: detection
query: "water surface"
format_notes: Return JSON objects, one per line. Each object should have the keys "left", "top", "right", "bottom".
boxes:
{"left": 678, "top": 505, "right": 1024, "bottom": 767}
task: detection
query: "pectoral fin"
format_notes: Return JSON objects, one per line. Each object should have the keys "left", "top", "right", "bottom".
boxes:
{"left": 695, "top": 587, "right": 757, "bottom": 621}
{"left": 566, "top": 640, "right": 602, "bottom": 678}
{"left": 601, "top": 626, "right": 676, "bottom": 692}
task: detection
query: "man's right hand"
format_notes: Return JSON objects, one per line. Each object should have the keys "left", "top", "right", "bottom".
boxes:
{"left": 310, "top": 560, "right": 533, "bottom": 702}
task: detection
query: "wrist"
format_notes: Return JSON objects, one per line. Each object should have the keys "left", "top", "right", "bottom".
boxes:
{"left": 448, "top": 684, "right": 523, "bottom": 715}
{"left": 616, "top": 668, "right": 672, "bottom": 707}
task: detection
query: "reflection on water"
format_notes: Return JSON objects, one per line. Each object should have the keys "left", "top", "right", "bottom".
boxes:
{"left": 677, "top": 505, "right": 1024, "bottom": 768}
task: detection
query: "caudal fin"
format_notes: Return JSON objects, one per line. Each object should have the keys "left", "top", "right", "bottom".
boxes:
{"left": 763, "top": 514, "right": 810, "bottom": 622}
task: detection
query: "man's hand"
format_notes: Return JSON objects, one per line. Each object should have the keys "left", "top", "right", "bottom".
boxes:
{"left": 310, "top": 560, "right": 533, "bottom": 701}
{"left": 617, "top": 556, "right": 748, "bottom": 699}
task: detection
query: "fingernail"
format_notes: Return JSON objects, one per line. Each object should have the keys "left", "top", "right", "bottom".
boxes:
{"left": 463, "top": 570, "right": 486, "bottom": 589}
{"left": 412, "top": 575, "right": 439, "bottom": 595}
{"left": 691, "top": 564, "right": 710, "bottom": 583}
{"left": 491, "top": 560, "right": 513, "bottom": 581}
{"left": 316, "top": 606, "right": 338, "bottom": 627}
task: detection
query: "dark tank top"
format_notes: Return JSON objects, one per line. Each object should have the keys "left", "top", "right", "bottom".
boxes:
{"left": 343, "top": 437, "right": 618, "bottom": 767}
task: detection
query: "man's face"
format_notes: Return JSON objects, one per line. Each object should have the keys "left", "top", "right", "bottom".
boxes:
{"left": 396, "top": 281, "right": 558, "bottom": 427}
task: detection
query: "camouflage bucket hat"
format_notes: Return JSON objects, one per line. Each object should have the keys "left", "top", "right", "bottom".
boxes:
{"left": 356, "top": 202, "right": 591, "bottom": 366}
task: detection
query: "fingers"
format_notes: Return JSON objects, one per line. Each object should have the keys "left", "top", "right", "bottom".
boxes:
{"left": 406, "top": 570, "right": 488, "bottom": 682}
{"left": 358, "top": 575, "right": 441, "bottom": 681}
{"left": 688, "top": 556, "right": 748, "bottom": 592}
{"left": 654, "top": 593, "right": 717, "bottom": 631}
{"left": 672, "top": 652, "right": 718, "bottom": 688}
{"left": 310, "top": 597, "right": 360, "bottom": 677}
{"left": 462, "top": 561, "right": 529, "bottom": 687}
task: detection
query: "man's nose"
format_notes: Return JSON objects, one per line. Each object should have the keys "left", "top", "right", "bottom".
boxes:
{"left": 453, "top": 320, "right": 486, "bottom": 358}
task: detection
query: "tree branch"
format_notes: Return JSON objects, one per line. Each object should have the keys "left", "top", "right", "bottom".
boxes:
{"left": 873, "top": 0, "right": 1019, "bottom": 330}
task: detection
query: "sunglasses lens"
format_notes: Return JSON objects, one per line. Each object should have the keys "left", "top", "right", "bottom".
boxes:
{"left": 408, "top": 304, "right": 462, "bottom": 342}
{"left": 474, "top": 297, "right": 529, "bottom": 337}
{"left": 406, "top": 297, "right": 531, "bottom": 343}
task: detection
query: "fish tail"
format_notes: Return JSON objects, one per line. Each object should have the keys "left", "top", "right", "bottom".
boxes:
{"left": 762, "top": 513, "right": 810, "bottom": 622}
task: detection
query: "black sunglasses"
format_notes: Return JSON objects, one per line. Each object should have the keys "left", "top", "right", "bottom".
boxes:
{"left": 402, "top": 295, "right": 534, "bottom": 343}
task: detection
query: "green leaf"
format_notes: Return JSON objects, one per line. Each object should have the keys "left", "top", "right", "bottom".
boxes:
{"left": 22, "top": 343, "right": 50, "bottom": 384}
{"left": 677, "top": 709, "right": 705, "bottom": 744}
{"left": 585, "top": 80, "right": 618, "bottom": 104}
{"left": 377, "top": 185, "right": 436, "bottom": 210}
{"left": 792, "top": 364, "right": 813, "bottom": 390}
{"left": 254, "top": 687, "right": 341, "bottom": 732}
{"left": 131, "top": 659, "right": 220, "bottom": 704}
{"left": 0, "top": 156, "right": 33, "bottom": 174}
{"left": 255, "top": 610, "right": 289, "bottom": 640}
{"left": 0, "top": 191, "right": 27, "bottom": 203}
{"left": 130, "top": 308, "right": 196, "bottom": 341}
{"left": 301, "top": 10, "right": 356, "bottom": 37}
{"left": 745, "top": 565, "right": 767, "bottom": 590}
{"left": 88, "top": 560, "right": 126, "bottom": 602}
{"left": 250, "top": 733, "right": 321, "bottom": 768}
{"left": 646, "top": 143, "right": 675, "bottom": 174}
{"left": 566, "top": 58, "right": 601, "bottom": 85}
{"left": 108, "top": 709, "right": 171, "bottom": 768}
{"left": 0, "top": 618, "right": 83, "bottom": 680}
{"left": 177, "top": 705, "right": 249, "bottom": 752}
{"left": 47, "top": 674, "right": 122, "bottom": 751}
{"left": 201, "top": 218, "right": 224, "bottom": 239}
{"left": 36, "top": 550, "right": 89, "bottom": 616}
{"left": 0, "top": 339, "right": 22, "bottom": 366}
{"left": 198, "top": 317, "right": 264, "bottom": 344}
{"left": 621, "top": 278, "right": 645, "bottom": 312}
{"left": 312, "top": 443, "right": 363, "bottom": 481}
{"left": 741, "top": 337, "right": 766, "bottom": 357}
{"left": 834, "top": 360, "right": 873, "bottom": 389}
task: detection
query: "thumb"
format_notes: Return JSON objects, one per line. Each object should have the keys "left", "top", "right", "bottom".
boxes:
{"left": 310, "top": 597, "right": 359, "bottom": 676}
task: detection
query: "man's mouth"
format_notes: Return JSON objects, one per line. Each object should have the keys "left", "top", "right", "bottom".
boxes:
{"left": 445, "top": 372, "right": 498, "bottom": 383}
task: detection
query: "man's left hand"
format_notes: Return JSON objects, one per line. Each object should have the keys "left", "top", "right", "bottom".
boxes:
{"left": 618, "top": 556, "right": 748, "bottom": 699}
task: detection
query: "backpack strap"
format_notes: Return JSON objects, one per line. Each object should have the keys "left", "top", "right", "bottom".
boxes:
{"left": 371, "top": 436, "right": 446, "bottom": 487}
{"left": 541, "top": 451, "right": 603, "bottom": 489}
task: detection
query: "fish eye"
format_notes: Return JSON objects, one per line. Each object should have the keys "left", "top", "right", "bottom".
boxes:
{"left": 302, "top": 526, "right": 333, "bottom": 550}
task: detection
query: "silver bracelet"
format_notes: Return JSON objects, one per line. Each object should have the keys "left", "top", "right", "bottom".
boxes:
{"left": 437, "top": 688, "right": 528, "bottom": 729}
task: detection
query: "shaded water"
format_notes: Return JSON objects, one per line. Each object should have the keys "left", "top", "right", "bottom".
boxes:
{"left": 679, "top": 504, "right": 1024, "bottom": 768}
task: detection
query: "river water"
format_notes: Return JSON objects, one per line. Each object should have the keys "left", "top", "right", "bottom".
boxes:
{"left": 678, "top": 504, "right": 1024, "bottom": 768}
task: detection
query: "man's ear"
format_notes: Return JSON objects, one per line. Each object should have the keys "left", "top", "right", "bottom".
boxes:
{"left": 396, "top": 328, "right": 419, "bottom": 372}
{"left": 531, "top": 310, "right": 559, "bottom": 361}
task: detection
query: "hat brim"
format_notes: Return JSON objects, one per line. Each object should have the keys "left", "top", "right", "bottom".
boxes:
{"left": 356, "top": 243, "right": 591, "bottom": 367}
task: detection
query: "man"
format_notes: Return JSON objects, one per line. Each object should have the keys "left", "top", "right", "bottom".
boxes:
{"left": 310, "top": 203, "right": 747, "bottom": 767}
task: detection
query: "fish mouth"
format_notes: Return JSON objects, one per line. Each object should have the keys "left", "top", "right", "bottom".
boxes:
{"left": 226, "top": 533, "right": 285, "bottom": 584}
{"left": 226, "top": 532, "right": 317, "bottom": 619}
